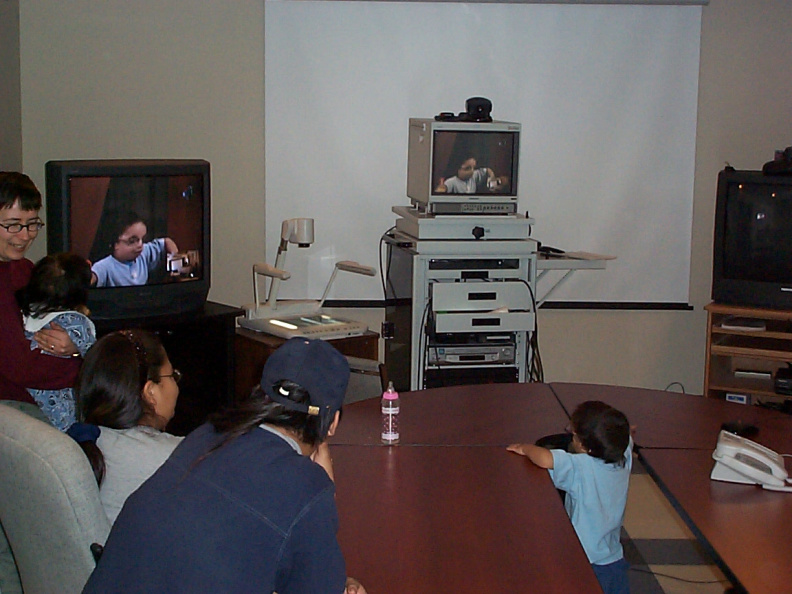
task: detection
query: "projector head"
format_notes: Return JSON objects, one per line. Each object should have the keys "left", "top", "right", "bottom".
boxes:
{"left": 280, "top": 218, "right": 315, "bottom": 247}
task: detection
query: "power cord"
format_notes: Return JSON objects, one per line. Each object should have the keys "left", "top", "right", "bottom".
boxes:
{"left": 628, "top": 566, "right": 731, "bottom": 587}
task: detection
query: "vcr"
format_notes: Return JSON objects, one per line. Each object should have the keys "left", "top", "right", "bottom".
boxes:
{"left": 427, "top": 343, "right": 516, "bottom": 365}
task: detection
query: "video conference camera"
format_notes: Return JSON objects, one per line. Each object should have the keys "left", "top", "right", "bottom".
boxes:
{"left": 435, "top": 97, "right": 493, "bottom": 123}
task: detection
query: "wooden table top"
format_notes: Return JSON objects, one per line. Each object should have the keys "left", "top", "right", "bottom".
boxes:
{"left": 550, "top": 382, "right": 792, "bottom": 452}
{"left": 640, "top": 448, "right": 792, "bottom": 594}
{"left": 331, "top": 380, "right": 792, "bottom": 593}
{"left": 333, "top": 444, "right": 602, "bottom": 593}
{"left": 333, "top": 381, "right": 569, "bottom": 446}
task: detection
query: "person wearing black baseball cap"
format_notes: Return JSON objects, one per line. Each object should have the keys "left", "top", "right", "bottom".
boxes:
{"left": 84, "top": 337, "right": 367, "bottom": 594}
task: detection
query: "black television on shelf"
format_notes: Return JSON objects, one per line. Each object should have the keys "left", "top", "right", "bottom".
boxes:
{"left": 406, "top": 118, "right": 520, "bottom": 215}
{"left": 45, "top": 159, "right": 211, "bottom": 321}
{"left": 712, "top": 168, "right": 792, "bottom": 310}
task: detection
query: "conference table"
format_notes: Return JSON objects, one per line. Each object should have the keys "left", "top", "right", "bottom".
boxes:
{"left": 332, "top": 382, "right": 602, "bottom": 592}
{"left": 330, "top": 382, "right": 792, "bottom": 593}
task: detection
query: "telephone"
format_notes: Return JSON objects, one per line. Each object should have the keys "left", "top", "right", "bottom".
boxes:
{"left": 711, "top": 430, "right": 792, "bottom": 492}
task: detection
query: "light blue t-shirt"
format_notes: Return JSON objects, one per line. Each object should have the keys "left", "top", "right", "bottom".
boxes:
{"left": 92, "top": 238, "right": 165, "bottom": 287}
{"left": 443, "top": 168, "right": 489, "bottom": 194}
{"left": 549, "top": 437, "right": 633, "bottom": 565}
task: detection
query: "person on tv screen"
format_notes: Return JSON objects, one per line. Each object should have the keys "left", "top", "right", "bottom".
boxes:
{"left": 83, "top": 337, "right": 367, "bottom": 594}
{"left": 434, "top": 156, "right": 509, "bottom": 194}
{"left": 0, "top": 171, "right": 82, "bottom": 407}
{"left": 91, "top": 212, "right": 178, "bottom": 287}
{"left": 16, "top": 252, "right": 97, "bottom": 431}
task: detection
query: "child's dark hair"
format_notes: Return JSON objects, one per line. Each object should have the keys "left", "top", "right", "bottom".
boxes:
{"left": 571, "top": 400, "right": 630, "bottom": 466}
{"left": 73, "top": 329, "right": 169, "bottom": 484}
{"left": 16, "top": 253, "right": 92, "bottom": 317}
{"left": 112, "top": 212, "right": 144, "bottom": 244}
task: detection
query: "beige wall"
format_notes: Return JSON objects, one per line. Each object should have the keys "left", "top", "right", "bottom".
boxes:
{"left": 17, "top": 0, "right": 792, "bottom": 393}
{"left": 0, "top": 0, "right": 22, "bottom": 171}
{"left": 19, "top": 0, "right": 266, "bottom": 297}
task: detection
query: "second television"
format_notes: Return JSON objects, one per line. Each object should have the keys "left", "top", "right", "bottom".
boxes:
{"left": 406, "top": 118, "right": 521, "bottom": 215}
{"left": 46, "top": 159, "right": 211, "bottom": 321}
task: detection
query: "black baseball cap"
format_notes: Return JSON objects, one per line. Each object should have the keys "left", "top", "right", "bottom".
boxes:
{"left": 261, "top": 337, "right": 349, "bottom": 418}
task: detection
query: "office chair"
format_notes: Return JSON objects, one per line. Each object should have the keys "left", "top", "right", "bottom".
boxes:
{"left": 0, "top": 403, "right": 110, "bottom": 594}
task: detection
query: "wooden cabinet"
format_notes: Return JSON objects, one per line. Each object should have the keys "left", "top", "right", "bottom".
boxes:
{"left": 235, "top": 328, "right": 379, "bottom": 400}
{"left": 704, "top": 303, "right": 792, "bottom": 404}
{"left": 95, "top": 301, "right": 244, "bottom": 435}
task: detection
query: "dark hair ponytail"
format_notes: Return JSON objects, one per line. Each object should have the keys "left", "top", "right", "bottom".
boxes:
{"left": 203, "top": 380, "right": 331, "bottom": 461}
{"left": 67, "top": 423, "right": 105, "bottom": 485}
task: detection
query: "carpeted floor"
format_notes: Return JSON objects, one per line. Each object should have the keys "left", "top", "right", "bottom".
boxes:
{"left": 623, "top": 459, "right": 733, "bottom": 594}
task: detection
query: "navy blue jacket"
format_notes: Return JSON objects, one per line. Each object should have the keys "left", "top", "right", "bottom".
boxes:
{"left": 83, "top": 423, "right": 346, "bottom": 593}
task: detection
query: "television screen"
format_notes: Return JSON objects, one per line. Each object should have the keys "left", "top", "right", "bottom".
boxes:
{"left": 431, "top": 130, "right": 518, "bottom": 197}
{"left": 406, "top": 119, "right": 520, "bottom": 215}
{"left": 722, "top": 182, "right": 792, "bottom": 283}
{"left": 712, "top": 169, "right": 792, "bottom": 309}
{"left": 46, "top": 160, "right": 211, "bottom": 320}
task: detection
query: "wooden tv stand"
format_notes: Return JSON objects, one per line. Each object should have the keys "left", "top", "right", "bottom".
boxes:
{"left": 95, "top": 301, "right": 244, "bottom": 435}
{"left": 704, "top": 302, "right": 792, "bottom": 405}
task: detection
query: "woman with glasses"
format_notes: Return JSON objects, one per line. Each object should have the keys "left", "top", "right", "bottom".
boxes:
{"left": 70, "top": 329, "right": 184, "bottom": 524}
{"left": 90, "top": 212, "right": 178, "bottom": 287}
{"left": 0, "top": 171, "right": 82, "bottom": 406}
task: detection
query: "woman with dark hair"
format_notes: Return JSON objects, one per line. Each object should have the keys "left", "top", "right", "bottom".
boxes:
{"left": 16, "top": 252, "right": 96, "bottom": 430}
{"left": 0, "top": 171, "right": 81, "bottom": 405}
{"left": 71, "top": 329, "right": 183, "bottom": 524}
{"left": 84, "top": 337, "right": 367, "bottom": 594}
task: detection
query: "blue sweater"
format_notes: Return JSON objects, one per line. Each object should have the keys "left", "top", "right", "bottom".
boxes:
{"left": 83, "top": 423, "right": 346, "bottom": 593}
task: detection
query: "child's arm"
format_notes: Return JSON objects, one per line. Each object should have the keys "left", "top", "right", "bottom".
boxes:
{"left": 507, "top": 443, "right": 554, "bottom": 469}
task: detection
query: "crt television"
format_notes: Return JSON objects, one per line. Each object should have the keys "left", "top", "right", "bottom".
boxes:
{"left": 45, "top": 159, "right": 211, "bottom": 320}
{"left": 712, "top": 168, "right": 792, "bottom": 310}
{"left": 406, "top": 118, "right": 520, "bottom": 215}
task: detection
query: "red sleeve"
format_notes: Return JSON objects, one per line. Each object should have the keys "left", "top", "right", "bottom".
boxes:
{"left": 0, "top": 260, "right": 81, "bottom": 397}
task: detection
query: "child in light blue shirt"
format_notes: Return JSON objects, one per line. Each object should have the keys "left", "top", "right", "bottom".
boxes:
{"left": 508, "top": 400, "right": 632, "bottom": 594}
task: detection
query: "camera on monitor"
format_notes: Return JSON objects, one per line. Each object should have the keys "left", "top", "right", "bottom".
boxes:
{"left": 434, "top": 97, "right": 493, "bottom": 123}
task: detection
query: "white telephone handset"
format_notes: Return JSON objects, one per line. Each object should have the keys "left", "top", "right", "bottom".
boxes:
{"left": 711, "top": 430, "right": 792, "bottom": 492}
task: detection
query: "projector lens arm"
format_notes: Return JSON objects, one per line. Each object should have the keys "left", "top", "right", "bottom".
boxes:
{"left": 336, "top": 261, "right": 376, "bottom": 276}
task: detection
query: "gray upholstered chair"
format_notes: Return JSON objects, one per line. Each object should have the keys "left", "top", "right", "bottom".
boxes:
{"left": 0, "top": 403, "right": 110, "bottom": 594}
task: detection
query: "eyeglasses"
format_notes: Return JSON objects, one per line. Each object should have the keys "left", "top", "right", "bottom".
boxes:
{"left": 160, "top": 369, "right": 182, "bottom": 384}
{"left": 0, "top": 221, "right": 45, "bottom": 234}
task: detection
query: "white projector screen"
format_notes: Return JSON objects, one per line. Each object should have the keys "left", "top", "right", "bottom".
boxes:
{"left": 264, "top": 1, "right": 701, "bottom": 305}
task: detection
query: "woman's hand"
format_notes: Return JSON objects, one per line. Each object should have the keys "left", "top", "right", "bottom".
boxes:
{"left": 34, "top": 323, "right": 79, "bottom": 357}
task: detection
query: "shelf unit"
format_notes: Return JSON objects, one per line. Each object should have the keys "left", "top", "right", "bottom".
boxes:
{"left": 704, "top": 302, "right": 792, "bottom": 404}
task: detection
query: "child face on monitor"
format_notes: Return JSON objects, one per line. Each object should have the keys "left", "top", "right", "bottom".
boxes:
{"left": 457, "top": 158, "right": 477, "bottom": 181}
{"left": 113, "top": 221, "right": 147, "bottom": 263}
